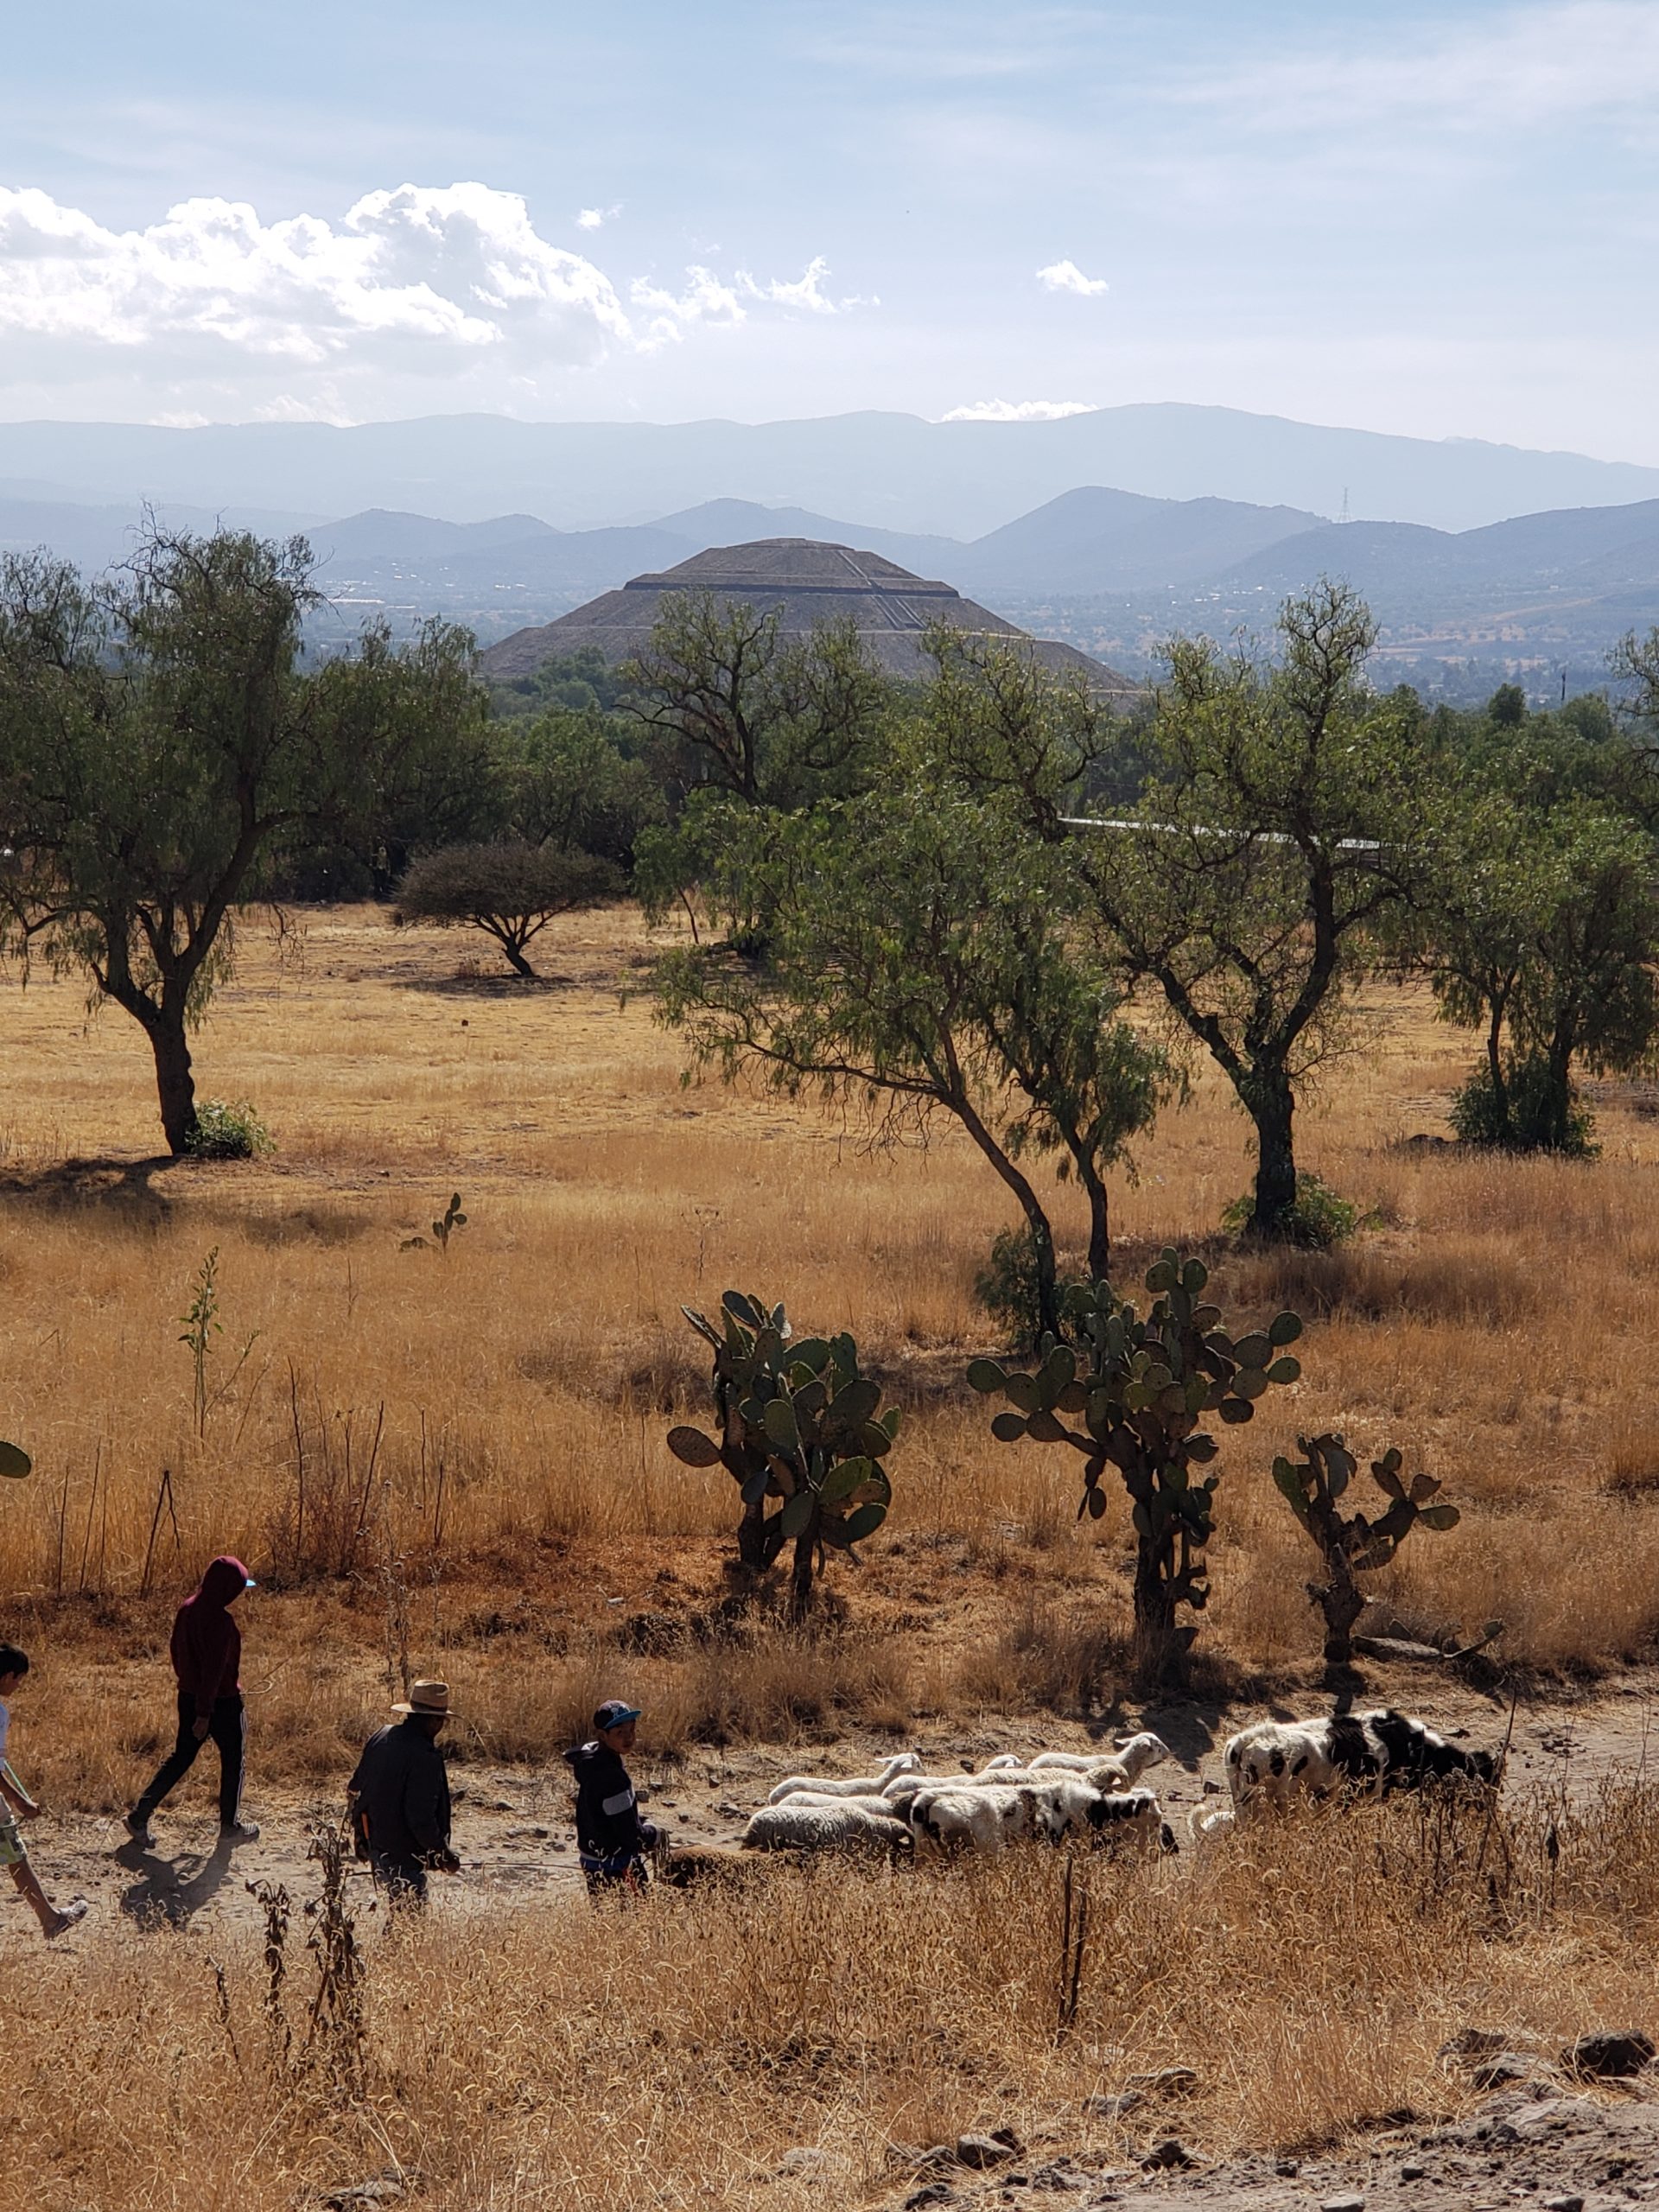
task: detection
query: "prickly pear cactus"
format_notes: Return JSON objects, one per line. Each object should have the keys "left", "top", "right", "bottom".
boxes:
{"left": 666, "top": 1290, "right": 899, "bottom": 1617}
{"left": 1272, "top": 1432, "right": 1459, "bottom": 1665}
{"left": 967, "top": 1247, "right": 1302, "bottom": 1686}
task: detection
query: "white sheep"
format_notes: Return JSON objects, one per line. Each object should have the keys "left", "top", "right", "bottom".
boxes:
{"left": 765, "top": 1751, "right": 921, "bottom": 1805}
{"left": 741, "top": 1802, "right": 913, "bottom": 1853}
{"left": 1186, "top": 1802, "right": 1236, "bottom": 1847}
{"left": 1029, "top": 1732, "right": 1173, "bottom": 1789}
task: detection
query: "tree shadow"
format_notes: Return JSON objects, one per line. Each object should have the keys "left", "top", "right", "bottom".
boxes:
{"left": 114, "top": 1832, "right": 234, "bottom": 1929}
{"left": 0, "top": 1154, "right": 181, "bottom": 1226}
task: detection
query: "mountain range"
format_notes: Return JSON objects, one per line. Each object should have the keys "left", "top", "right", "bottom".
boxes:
{"left": 3, "top": 480, "right": 1656, "bottom": 698}
{"left": 3, "top": 405, "right": 1658, "bottom": 537}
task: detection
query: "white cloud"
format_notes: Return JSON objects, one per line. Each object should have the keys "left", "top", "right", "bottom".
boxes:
{"left": 941, "top": 397, "right": 1099, "bottom": 423}
{"left": 0, "top": 182, "right": 850, "bottom": 407}
{"left": 737, "top": 255, "right": 847, "bottom": 315}
{"left": 575, "top": 204, "right": 621, "bottom": 232}
{"left": 1036, "top": 258, "right": 1109, "bottom": 297}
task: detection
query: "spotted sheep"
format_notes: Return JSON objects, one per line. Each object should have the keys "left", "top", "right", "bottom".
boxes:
{"left": 1224, "top": 1707, "right": 1498, "bottom": 1813}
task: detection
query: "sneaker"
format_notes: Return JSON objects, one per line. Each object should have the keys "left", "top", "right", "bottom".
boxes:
{"left": 219, "top": 1819, "right": 260, "bottom": 1843}
{"left": 123, "top": 1809, "right": 155, "bottom": 1847}
{"left": 46, "top": 1897, "right": 89, "bottom": 1938}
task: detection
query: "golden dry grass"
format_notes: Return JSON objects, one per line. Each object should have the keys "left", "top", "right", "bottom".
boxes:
{"left": 3, "top": 900, "right": 1659, "bottom": 1731}
{"left": 11, "top": 1783, "right": 1659, "bottom": 2211}
{"left": 6, "top": 900, "right": 1659, "bottom": 2209}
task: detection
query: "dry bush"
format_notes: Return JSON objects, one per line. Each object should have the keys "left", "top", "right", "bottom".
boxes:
{"left": 10, "top": 1783, "right": 1659, "bottom": 2211}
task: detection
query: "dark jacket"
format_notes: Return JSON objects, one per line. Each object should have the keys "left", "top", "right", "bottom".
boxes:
{"left": 170, "top": 1555, "right": 249, "bottom": 1719}
{"left": 563, "top": 1739, "right": 656, "bottom": 1871}
{"left": 348, "top": 1719, "right": 451, "bottom": 1866}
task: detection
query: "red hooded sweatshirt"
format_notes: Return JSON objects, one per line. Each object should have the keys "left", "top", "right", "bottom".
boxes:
{"left": 170, "top": 1555, "right": 251, "bottom": 1717}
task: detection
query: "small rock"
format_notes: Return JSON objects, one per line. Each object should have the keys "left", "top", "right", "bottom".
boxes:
{"left": 776, "top": 2148, "right": 843, "bottom": 2177}
{"left": 1141, "top": 2139, "right": 1195, "bottom": 2171}
{"left": 1274, "top": 2157, "right": 1300, "bottom": 2176}
{"left": 1541, "top": 2196, "right": 1584, "bottom": 2212}
{"left": 322, "top": 2180, "right": 405, "bottom": 2209}
{"left": 957, "top": 2135, "right": 1016, "bottom": 2171}
{"left": 1562, "top": 2031, "right": 1655, "bottom": 2080}
{"left": 1401, "top": 2165, "right": 1426, "bottom": 2182}
{"left": 1320, "top": 2196, "right": 1365, "bottom": 2212}
{"left": 1127, "top": 2065, "right": 1198, "bottom": 2098}
{"left": 1471, "top": 2053, "right": 1535, "bottom": 2090}
{"left": 904, "top": 2187, "right": 957, "bottom": 2211}
{"left": 1083, "top": 2092, "right": 1144, "bottom": 2121}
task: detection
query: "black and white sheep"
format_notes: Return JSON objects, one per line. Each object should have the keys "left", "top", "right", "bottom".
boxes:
{"left": 902, "top": 1775, "right": 1175, "bottom": 1857}
{"left": 1224, "top": 1707, "right": 1497, "bottom": 1812}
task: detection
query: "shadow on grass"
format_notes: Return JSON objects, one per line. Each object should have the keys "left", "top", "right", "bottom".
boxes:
{"left": 0, "top": 1154, "right": 181, "bottom": 1225}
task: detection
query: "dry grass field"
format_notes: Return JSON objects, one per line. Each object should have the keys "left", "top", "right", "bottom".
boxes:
{"left": 4, "top": 899, "right": 1659, "bottom": 2209}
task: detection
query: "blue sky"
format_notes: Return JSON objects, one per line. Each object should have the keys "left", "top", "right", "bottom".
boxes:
{"left": 2, "top": 1, "right": 1656, "bottom": 455}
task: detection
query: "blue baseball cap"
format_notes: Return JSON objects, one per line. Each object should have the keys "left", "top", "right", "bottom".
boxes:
{"left": 593, "top": 1700, "right": 642, "bottom": 1732}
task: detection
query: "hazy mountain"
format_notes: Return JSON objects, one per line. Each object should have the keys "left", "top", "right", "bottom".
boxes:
{"left": 3, "top": 407, "right": 1656, "bottom": 537}
{"left": 954, "top": 487, "right": 1328, "bottom": 592}
{"left": 0, "top": 493, "right": 318, "bottom": 574}
{"left": 647, "top": 499, "right": 968, "bottom": 578}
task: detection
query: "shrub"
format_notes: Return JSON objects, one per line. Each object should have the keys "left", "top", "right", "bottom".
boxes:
{"left": 184, "top": 1099, "right": 274, "bottom": 1160}
{"left": 1450, "top": 1052, "right": 1598, "bottom": 1156}
{"left": 1223, "top": 1169, "right": 1357, "bottom": 1249}
{"left": 974, "top": 1225, "right": 1086, "bottom": 1351}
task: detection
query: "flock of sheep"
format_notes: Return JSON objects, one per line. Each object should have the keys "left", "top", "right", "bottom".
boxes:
{"left": 732, "top": 1706, "right": 1499, "bottom": 1866}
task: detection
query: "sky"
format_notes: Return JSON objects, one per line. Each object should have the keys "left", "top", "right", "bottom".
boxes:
{"left": 2, "top": 0, "right": 1656, "bottom": 457}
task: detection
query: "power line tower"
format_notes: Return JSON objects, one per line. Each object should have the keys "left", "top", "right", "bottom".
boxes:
{"left": 1338, "top": 486, "right": 1351, "bottom": 525}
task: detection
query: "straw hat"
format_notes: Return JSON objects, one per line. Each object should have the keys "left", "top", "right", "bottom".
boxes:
{"left": 392, "top": 1679, "right": 455, "bottom": 1718}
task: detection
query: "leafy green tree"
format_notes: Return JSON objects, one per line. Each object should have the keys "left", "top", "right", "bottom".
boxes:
{"left": 626, "top": 593, "right": 893, "bottom": 810}
{"left": 394, "top": 841, "right": 621, "bottom": 978}
{"left": 1427, "top": 801, "right": 1658, "bottom": 1151}
{"left": 655, "top": 786, "right": 1170, "bottom": 1336}
{"left": 0, "top": 529, "right": 483, "bottom": 1154}
{"left": 494, "top": 706, "right": 662, "bottom": 868}
{"left": 1078, "top": 583, "right": 1435, "bottom": 1238}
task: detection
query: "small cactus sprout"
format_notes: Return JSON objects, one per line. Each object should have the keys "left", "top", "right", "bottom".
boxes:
{"left": 431, "top": 1193, "right": 467, "bottom": 1253}
{"left": 0, "top": 1440, "right": 29, "bottom": 1479}
{"left": 1271, "top": 1432, "right": 1460, "bottom": 1668}
{"left": 967, "top": 1248, "right": 1303, "bottom": 1688}
{"left": 667, "top": 1290, "right": 899, "bottom": 1619}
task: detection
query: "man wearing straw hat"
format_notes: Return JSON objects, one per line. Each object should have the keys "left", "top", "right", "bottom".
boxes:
{"left": 346, "top": 1679, "right": 461, "bottom": 1905}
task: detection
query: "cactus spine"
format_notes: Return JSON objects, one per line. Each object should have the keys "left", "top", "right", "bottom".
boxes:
{"left": 967, "top": 1247, "right": 1302, "bottom": 1688}
{"left": 1271, "top": 1432, "right": 1460, "bottom": 1667}
{"left": 666, "top": 1290, "right": 899, "bottom": 1618}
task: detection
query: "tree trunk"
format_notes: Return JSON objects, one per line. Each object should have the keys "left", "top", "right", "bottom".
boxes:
{"left": 499, "top": 935, "right": 539, "bottom": 980}
{"left": 1485, "top": 1003, "right": 1510, "bottom": 1141}
{"left": 788, "top": 1518, "right": 816, "bottom": 1622}
{"left": 1077, "top": 1156, "right": 1110, "bottom": 1281}
{"left": 1131, "top": 1548, "right": 1192, "bottom": 1690}
{"left": 1247, "top": 1076, "right": 1298, "bottom": 1239}
{"left": 149, "top": 1011, "right": 200, "bottom": 1156}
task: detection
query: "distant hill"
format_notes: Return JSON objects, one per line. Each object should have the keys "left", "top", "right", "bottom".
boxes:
{"left": 2, "top": 406, "right": 1656, "bottom": 537}
{"left": 953, "top": 486, "right": 1329, "bottom": 593}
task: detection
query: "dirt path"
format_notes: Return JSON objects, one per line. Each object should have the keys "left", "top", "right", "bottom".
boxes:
{"left": 22, "top": 1662, "right": 1659, "bottom": 1942}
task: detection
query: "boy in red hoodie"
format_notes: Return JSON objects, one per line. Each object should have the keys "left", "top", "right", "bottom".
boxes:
{"left": 125, "top": 1555, "right": 259, "bottom": 1847}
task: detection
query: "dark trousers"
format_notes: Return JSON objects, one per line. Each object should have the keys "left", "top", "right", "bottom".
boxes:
{"left": 133, "top": 1691, "right": 245, "bottom": 1825}
{"left": 369, "top": 1852, "right": 428, "bottom": 1905}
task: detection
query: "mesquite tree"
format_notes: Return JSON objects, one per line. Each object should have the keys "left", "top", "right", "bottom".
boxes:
{"left": 1271, "top": 1433, "right": 1460, "bottom": 1667}
{"left": 666, "top": 1291, "right": 899, "bottom": 1618}
{"left": 0, "top": 529, "right": 483, "bottom": 1154}
{"left": 394, "top": 841, "right": 620, "bottom": 977}
{"left": 1079, "top": 584, "right": 1435, "bottom": 1237}
{"left": 969, "top": 1249, "right": 1302, "bottom": 1686}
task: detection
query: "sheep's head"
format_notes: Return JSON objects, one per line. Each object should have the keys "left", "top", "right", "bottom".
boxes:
{"left": 1114, "top": 1731, "right": 1173, "bottom": 1777}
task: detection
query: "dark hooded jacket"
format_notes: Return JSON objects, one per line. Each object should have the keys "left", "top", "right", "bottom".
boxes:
{"left": 563, "top": 1739, "right": 657, "bottom": 1872}
{"left": 170, "top": 1555, "right": 250, "bottom": 1719}
{"left": 347, "top": 1719, "right": 452, "bottom": 1866}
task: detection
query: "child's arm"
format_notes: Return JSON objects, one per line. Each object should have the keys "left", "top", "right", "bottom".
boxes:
{"left": 0, "top": 1761, "right": 39, "bottom": 1819}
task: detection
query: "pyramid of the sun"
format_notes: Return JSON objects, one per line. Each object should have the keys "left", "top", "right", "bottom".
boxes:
{"left": 479, "top": 537, "right": 1135, "bottom": 693}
